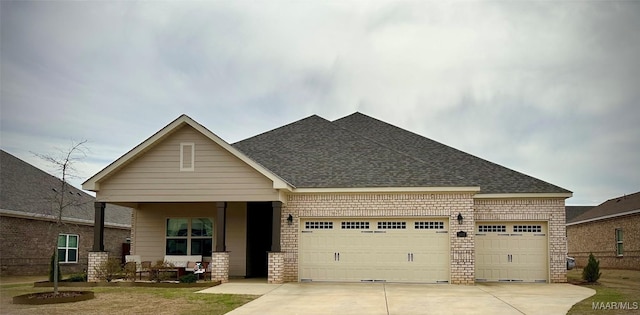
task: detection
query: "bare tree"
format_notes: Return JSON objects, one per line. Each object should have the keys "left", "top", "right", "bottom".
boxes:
{"left": 33, "top": 140, "right": 88, "bottom": 295}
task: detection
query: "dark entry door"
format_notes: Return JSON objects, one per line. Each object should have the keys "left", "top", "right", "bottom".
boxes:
{"left": 246, "top": 202, "right": 273, "bottom": 277}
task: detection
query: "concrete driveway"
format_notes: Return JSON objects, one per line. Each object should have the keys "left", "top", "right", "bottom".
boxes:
{"left": 199, "top": 282, "right": 594, "bottom": 315}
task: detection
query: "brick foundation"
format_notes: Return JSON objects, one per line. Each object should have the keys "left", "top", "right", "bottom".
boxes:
{"left": 88, "top": 251, "right": 109, "bottom": 282}
{"left": 268, "top": 252, "right": 285, "bottom": 284}
{"left": 211, "top": 252, "right": 229, "bottom": 283}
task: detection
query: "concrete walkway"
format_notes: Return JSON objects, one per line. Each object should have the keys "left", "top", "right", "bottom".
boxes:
{"left": 199, "top": 282, "right": 594, "bottom": 315}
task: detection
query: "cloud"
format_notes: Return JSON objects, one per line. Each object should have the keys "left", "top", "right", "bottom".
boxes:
{"left": 1, "top": 1, "right": 638, "bottom": 204}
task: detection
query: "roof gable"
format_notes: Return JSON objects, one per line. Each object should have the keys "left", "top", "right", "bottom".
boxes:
{"left": 83, "top": 115, "right": 292, "bottom": 192}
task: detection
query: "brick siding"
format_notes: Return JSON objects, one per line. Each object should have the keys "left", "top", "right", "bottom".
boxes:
{"left": 567, "top": 214, "right": 639, "bottom": 270}
{"left": 474, "top": 198, "right": 567, "bottom": 283}
{"left": 0, "top": 216, "right": 130, "bottom": 276}
{"left": 276, "top": 193, "right": 567, "bottom": 284}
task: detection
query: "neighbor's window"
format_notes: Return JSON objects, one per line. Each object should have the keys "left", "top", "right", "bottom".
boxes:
{"left": 166, "top": 218, "right": 213, "bottom": 256}
{"left": 58, "top": 234, "right": 78, "bottom": 263}
{"left": 615, "top": 228, "right": 623, "bottom": 256}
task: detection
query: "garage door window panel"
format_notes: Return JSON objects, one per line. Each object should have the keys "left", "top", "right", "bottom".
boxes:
{"left": 378, "top": 221, "right": 406, "bottom": 229}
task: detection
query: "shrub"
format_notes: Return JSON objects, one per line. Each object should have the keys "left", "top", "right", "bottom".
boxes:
{"left": 94, "top": 258, "right": 123, "bottom": 282}
{"left": 66, "top": 273, "right": 87, "bottom": 282}
{"left": 123, "top": 261, "right": 137, "bottom": 281}
{"left": 179, "top": 273, "right": 197, "bottom": 283}
{"left": 582, "top": 253, "right": 602, "bottom": 283}
{"left": 49, "top": 251, "right": 62, "bottom": 282}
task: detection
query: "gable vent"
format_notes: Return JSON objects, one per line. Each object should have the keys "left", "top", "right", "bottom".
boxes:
{"left": 180, "top": 143, "right": 195, "bottom": 171}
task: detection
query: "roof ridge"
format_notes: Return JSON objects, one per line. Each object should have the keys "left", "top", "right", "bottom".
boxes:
{"left": 331, "top": 114, "right": 462, "bottom": 178}
{"left": 233, "top": 114, "right": 329, "bottom": 145}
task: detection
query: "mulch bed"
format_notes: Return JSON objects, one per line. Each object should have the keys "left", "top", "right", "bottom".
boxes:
{"left": 13, "top": 291, "right": 95, "bottom": 305}
{"left": 34, "top": 280, "right": 221, "bottom": 288}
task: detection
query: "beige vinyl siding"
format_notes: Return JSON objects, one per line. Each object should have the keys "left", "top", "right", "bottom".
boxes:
{"left": 226, "top": 202, "right": 247, "bottom": 277}
{"left": 97, "top": 125, "right": 280, "bottom": 202}
{"left": 132, "top": 203, "right": 217, "bottom": 263}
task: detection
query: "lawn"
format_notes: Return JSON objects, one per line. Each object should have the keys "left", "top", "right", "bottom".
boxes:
{"left": 567, "top": 268, "right": 640, "bottom": 315}
{"left": 0, "top": 282, "right": 257, "bottom": 315}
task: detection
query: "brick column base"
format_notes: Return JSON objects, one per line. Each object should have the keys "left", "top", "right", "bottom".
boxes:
{"left": 211, "top": 252, "right": 229, "bottom": 283}
{"left": 268, "top": 252, "right": 285, "bottom": 284}
{"left": 88, "top": 251, "right": 109, "bottom": 282}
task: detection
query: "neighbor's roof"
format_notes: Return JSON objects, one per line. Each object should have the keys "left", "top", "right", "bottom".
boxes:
{"left": 233, "top": 112, "right": 571, "bottom": 194}
{"left": 0, "top": 150, "right": 131, "bottom": 227}
{"left": 565, "top": 206, "right": 595, "bottom": 223}
{"left": 567, "top": 191, "right": 640, "bottom": 225}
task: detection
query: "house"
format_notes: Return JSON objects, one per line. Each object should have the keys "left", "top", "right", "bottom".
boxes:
{"left": 567, "top": 192, "right": 640, "bottom": 270}
{"left": 0, "top": 150, "right": 131, "bottom": 276}
{"left": 82, "top": 113, "right": 571, "bottom": 284}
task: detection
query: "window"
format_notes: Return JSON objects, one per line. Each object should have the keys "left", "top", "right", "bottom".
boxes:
{"left": 616, "top": 228, "right": 623, "bottom": 256}
{"left": 166, "top": 218, "right": 213, "bottom": 256}
{"left": 180, "top": 143, "right": 195, "bottom": 171}
{"left": 305, "top": 221, "right": 333, "bottom": 229}
{"left": 378, "top": 221, "right": 406, "bottom": 229}
{"left": 415, "top": 221, "right": 445, "bottom": 230}
{"left": 58, "top": 234, "right": 78, "bottom": 263}
{"left": 478, "top": 225, "right": 506, "bottom": 233}
{"left": 513, "top": 225, "right": 542, "bottom": 233}
{"left": 341, "top": 221, "right": 370, "bottom": 229}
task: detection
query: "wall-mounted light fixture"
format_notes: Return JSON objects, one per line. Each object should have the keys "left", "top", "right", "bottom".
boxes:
{"left": 457, "top": 213, "right": 463, "bottom": 225}
{"left": 287, "top": 214, "right": 293, "bottom": 225}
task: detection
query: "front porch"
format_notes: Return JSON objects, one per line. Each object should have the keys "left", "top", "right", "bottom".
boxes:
{"left": 89, "top": 201, "right": 286, "bottom": 283}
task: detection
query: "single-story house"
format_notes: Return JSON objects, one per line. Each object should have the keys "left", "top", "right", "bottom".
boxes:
{"left": 567, "top": 191, "right": 640, "bottom": 270}
{"left": 83, "top": 113, "right": 571, "bottom": 284}
{"left": 0, "top": 150, "right": 131, "bottom": 276}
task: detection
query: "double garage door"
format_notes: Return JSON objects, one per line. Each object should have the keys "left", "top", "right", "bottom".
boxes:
{"left": 475, "top": 222, "right": 548, "bottom": 282}
{"left": 299, "top": 218, "right": 450, "bottom": 283}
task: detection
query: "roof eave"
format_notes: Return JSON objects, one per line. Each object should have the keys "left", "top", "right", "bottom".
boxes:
{"left": 566, "top": 209, "right": 640, "bottom": 226}
{"left": 474, "top": 192, "right": 573, "bottom": 199}
{"left": 292, "top": 186, "right": 481, "bottom": 194}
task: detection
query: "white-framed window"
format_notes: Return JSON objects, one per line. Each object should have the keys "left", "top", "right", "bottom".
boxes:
{"left": 341, "top": 221, "right": 370, "bottom": 229}
{"left": 58, "top": 234, "right": 78, "bottom": 263}
{"left": 378, "top": 221, "right": 406, "bottom": 229}
{"left": 415, "top": 221, "right": 445, "bottom": 230}
{"left": 180, "top": 142, "right": 195, "bottom": 171}
{"left": 166, "top": 218, "right": 213, "bottom": 256}
{"left": 615, "top": 228, "right": 623, "bottom": 256}
{"left": 305, "top": 221, "right": 333, "bottom": 229}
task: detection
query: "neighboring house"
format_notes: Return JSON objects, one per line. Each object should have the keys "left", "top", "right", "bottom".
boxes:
{"left": 83, "top": 113, "right": 572, "bottom": 284}
{"left": 567, "top": 192, "right": 640, "bottom": 270}
{"left": 0, "top": 150, "right": 131, "bottom": 276}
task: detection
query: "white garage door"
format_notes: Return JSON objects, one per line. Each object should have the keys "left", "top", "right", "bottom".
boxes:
{"left": 299, "top": 218, "right": 449, "bottom": 283}
{"left": 475, "top": 222, "right": 548, "bottom": 282}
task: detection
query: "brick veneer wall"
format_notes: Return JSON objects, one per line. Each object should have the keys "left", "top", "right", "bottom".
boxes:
{"left": 567, "top": 214, "right": 639, "bottom": 270}
{"left": 474, "top": 198, "right": 567, "bottom": 283}
{"left": 0, "top": 216, "right": 130, "bottom": 276}
{"left": 281, "top": 192, "right": 475, "bottom": 284}
{"left": 211, "top": 252, "right": 229, "bottom": 283}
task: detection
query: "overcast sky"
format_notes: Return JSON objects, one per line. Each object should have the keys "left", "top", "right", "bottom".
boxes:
{"left": 2, "top": 1, "right": 638, "bottom": 205}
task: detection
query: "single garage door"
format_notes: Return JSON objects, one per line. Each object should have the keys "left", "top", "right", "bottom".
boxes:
{"left": 299, "top": 218, "right": 449, "bottom": 283}
{"left": 475, "top": 222, "right": 548, "bottom": 282}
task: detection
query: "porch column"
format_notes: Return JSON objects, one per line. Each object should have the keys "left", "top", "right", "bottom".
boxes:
{"left": 271, "top": 201, "right": 282, "bottom": 252}
{"left": 92, "top": 202, "right": 105, "bottom": 251}
{"left": 215, "top": 202, "right": 226, "bottom": 252}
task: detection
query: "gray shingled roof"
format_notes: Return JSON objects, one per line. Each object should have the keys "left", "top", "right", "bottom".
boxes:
{"left": 233, "top": 113, "right": 571, "bottom": 194}
{"left": 1, "top": 150, "right": 131, "bottom": 226}
{"left": 568, "top": 191, "right": 640, "bottom": 224}
{"left": 565, "top": 206, "right": 594, "bottom": 223}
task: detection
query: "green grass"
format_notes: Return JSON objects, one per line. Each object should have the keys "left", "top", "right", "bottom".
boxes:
{"left": 567, "top": 269, "right": 640, "bottom": 315}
